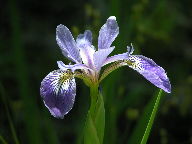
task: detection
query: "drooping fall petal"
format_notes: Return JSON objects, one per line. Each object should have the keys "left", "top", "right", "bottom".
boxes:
{"left": 127, "top": 55, "right": 171, "bottom": 93}
{"left": 40, "top": 70, "right": 76, "bottom": 118}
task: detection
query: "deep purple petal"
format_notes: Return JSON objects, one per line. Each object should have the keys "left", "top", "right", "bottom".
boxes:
{"left": 93, "top": 47, "right": 115, "bottom": 71}
{"left": 128, "top": 55, "right": 171, "bottom": 93}
{"left": 56, "top": 25, "right": 81, "bottom": 63}
{"left": 40, "top": 70, "right": 76, "bottom": 118}
{"left": 98, "top": 16, "right": 119, "bottom": 49}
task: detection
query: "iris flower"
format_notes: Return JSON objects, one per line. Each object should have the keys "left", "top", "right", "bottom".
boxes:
{"left": 40, "top": 16, "right": 171, "bottom": 118}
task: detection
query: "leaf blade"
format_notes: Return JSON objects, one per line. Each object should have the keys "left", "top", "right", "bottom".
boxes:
{"left": 140, "top": 89, "right": 163, "bottom": 144}
{"left": 128, "top": 89, "right": 164, "bottom": 144}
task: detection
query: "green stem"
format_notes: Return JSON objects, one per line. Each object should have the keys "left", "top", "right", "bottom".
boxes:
{"left": 89, "top": 84, "right": 99, "bottom": 116}
{"left": 83, "top": 84, "right": 105, "bottom": 144}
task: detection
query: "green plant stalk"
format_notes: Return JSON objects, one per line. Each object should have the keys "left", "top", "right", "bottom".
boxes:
{"left": 140, "top": 89, "right": 163, "bottom": 144}
{"left": 89, "top": 84, "right": 99, "bottom": 116}
{"left": 84, "top": 84, "right": 105, "bottom": 144}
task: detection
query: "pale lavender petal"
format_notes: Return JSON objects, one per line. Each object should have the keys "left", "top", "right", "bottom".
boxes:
{"left": 128, "top": 55, "right": 171, "bottom": 93}
{"left": 76, "top": 30, "right": 92, "bottom": 47}
{"left": 76, "top": 30, "right": 95, "bottom": 68}
{"left": 102, "top": 44, "right": 134, "bottom": 66}
{"left": 98, "top": 16, "right": 119, "bottom": 49}
{"left": 93, "top": 47, "right": 115, "bottom": 71}
{"left": 102, "top": 53, "right": 129, "bottom": 66}
{"left": 56, "top": 24, "right": 81, "bottom": 63}
{"left": 40, "top": 70, "right": 76, "bottom": 118}
{"left": 57, "top": 61, "right": 93, "bottom": 72}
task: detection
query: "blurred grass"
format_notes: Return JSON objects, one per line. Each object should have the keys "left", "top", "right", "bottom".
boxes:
{"left": 0, "top": 83, "right": 20, "bottom": 144}
{"left": 0, "top": 135, "right": 8, "bottom": 144}
{"left": 8, "top": 0, "right": 43, "bottom": 143}
{"left": 7, "top": 0, "right": 58, "bottom": 143}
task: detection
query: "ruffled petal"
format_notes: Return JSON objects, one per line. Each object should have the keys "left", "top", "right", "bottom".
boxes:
{"left": 56, "top": 24, "right": 81, "bottom": 63}
{"left": 93, "top": 47, "right": 115, "bottom": 71}
{"left": 76, "top": 30, "right": 95, "bottom": 69}
{"left": 40, "top": 70, "right": 76, "bottom": 118}
{"left": 127, "top": 55, "right": 171, "bottom": 93}
{"left": 98, "top": 16, "right": 119, "bottom": 49}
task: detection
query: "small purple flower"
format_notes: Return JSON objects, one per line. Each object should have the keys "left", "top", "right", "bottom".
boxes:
{"left": 40, "top": 16, "right": 171, "bottom": 118}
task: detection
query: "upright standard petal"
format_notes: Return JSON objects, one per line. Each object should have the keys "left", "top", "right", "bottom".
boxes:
{"left": 98, "top": 16, "right": 119, "bottom": 49}
{"left": 40, "top": 70, "right": 76, "bottom": 118}
{"left": 127, "top": 55, "right": 171, "bottom": 93}
{"left": 93, "top": 47, "right": 115, "bottom": 71}
{"left": 56, "top": 25, "right": 81, "bottom": 63}
{"left": 76, "top": 30, "right": 92, "bottom": 47}
{"left": 76, "top": 30, "right": 95, "bottom": 69}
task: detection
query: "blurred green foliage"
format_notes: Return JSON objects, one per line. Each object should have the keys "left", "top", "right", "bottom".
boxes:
{"left": 0, "top": 0, "right": 192, "bottom": 143}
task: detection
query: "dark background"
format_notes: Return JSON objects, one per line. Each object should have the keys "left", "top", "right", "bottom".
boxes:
{"left": 1, "top": 0, "right": 192, "bottom": 143}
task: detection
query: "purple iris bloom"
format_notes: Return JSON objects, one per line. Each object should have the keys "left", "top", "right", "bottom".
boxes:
{"left": 40, "top": 16, "right": 171, "bottom": 118}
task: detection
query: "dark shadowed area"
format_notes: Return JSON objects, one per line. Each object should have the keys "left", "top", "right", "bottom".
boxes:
{"left": 0, "top": 0, "right": 192, "bottom": 143}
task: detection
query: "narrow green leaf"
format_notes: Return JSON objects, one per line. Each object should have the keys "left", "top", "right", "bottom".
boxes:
{"left": 140, "top": 90, "right": 163, "bottom": 144}
{"left": 84, "top": 88, "right": 105, "bottom": 144}
{"left": 128, "top": 89, "right": 164, "bottom": 144}
{"left": 0, "top": 135, "right": 8, "bottom": 144}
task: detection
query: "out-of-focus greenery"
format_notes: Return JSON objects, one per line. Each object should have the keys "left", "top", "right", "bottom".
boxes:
{"left": 0, "top": 0, "right": 192, "bottom": 143}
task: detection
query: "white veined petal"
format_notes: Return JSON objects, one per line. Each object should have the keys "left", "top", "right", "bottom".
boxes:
{"left": 40, "top": 70, "right": 76, "bottom": 118}
{"left": 127, "top": 55, "right": 171, "bottom": 93}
